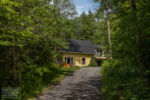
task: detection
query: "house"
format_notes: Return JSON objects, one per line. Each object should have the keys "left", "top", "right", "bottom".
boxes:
{"left": 94, "top": 45, "right": 106, "bottom": 66}
{"left": 61, "top": 39, "right": 106, "bottom": 67}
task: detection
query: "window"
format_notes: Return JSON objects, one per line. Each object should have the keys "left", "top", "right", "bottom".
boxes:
{"left": 96, "top": 49, "right": 102, "bottom": 56}
{"left": 67, "top": 57, "right": 70, "bottom": 64}
{"left": 64, "top": 57, "right": 74, "bottom": 64}
{"left": 65, "top": 57, "right": 67, "bottom": 63}
{"left": 82, "top": 58, "right": 86, "bottom": 65}
{"left": 96, "top": 49, "right": 100, "bottom": 53}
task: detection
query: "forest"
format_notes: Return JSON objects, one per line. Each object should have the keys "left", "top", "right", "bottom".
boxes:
{"left": 0, "top": 0, "right": 150, "bottom": 100}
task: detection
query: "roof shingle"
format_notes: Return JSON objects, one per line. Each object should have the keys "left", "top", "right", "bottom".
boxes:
{"left": 61, "top": 39, "right": 95, "bottom": 54}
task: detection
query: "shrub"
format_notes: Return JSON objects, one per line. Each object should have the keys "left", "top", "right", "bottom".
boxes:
{"left": 101, "top": 60, "right": 150, "bottom": 100}
{"left": 89, "top": 56, "right": 97, "bottom": 67}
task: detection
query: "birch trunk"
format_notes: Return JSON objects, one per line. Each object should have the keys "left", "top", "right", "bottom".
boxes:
{"left": 106, "top": 9, "right": 112, "bottom": 59}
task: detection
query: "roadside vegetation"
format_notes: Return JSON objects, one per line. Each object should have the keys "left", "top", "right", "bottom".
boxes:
{"left": 0, "top": 0, "right": 100, "bottom": 99}
{"left": 0, "top": 0, "right": 78, "bottom": 99}
{"left": 28, "top": 66, "right": 80, "bottom": 100}
{"left": 0, "top": 0, "right": 149, "bottom": 100}
{"left": 96, "top": 0, "right": 150, "bottom": 100}
{"left": 22, "top": 66, "right": 80, "bottom": 99}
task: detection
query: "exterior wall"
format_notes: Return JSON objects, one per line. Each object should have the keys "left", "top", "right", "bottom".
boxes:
{"left": 62, "top": 52, "right": 93, "bottom": 67}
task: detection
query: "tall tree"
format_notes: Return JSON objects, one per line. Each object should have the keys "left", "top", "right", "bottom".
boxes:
{"left": 53, "top": 0, "right": 77, "bottom": 18}
{"left": 95, "top": 0, "right": 150, "bottom": 99}
{"left": 106, "top": 9, "right": 112, "bottom": 59}
{"left": 73, "top": 10, "right": 96, "bottom": 41}
{"left": 0, "top": 0, "right": 77, "bottom": 99}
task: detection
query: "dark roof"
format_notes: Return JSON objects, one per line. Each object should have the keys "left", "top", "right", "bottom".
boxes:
{"left": 61, "top": 39, "right": 95, "bottom": 54}
{"left": 94, "top": 45, "right": 102, "bottom": 49}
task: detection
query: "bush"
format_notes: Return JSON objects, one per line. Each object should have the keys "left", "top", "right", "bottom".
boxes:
{"left": 89, "top": 56, "right": 97, "bottom": 67}
{"left": 21, "top": 64, "right": 61, "bottom": 99}
{"left": 101, "top": 60, "right": 150, "bottom": 100}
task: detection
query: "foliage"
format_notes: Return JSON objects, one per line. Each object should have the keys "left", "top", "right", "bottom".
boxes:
{"left": 0, "top": 0, "right": 77, "bottom": 99}
{"left": 89, "top": 56, "right": 98, "bottom": 67}
{"left": 101, "top": 60, "right": 150, "bottom": 100}
{"left": 60, "top": 67, "right": 81, "bottom": 75}
{"left": 54, "top": 0, "right": 77, "bottom": 18}
{"left": 96, "top": 0, "right": 150, "bottom": 100}
{"left": 72, "top": 10, "right": 97, "bottom": 41}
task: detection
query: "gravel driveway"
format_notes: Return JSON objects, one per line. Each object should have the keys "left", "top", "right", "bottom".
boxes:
{"left": 36, "top": 67, "right": 102, "bottom": 100}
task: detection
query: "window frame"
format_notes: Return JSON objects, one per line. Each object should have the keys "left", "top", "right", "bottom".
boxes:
{"left": 64, "top": 57, "right": 74, "bottom": 65}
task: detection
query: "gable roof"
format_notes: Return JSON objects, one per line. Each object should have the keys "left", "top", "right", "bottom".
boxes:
{"left": 94, "top": 44, "right": 102, "bottom": 49}
{"left": 61, "top": 39, "right": 95, "bottom": 54}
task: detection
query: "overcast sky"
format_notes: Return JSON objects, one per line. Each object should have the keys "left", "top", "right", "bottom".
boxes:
{"left": 73, "top": 0, "right": 100, "bottom": 15}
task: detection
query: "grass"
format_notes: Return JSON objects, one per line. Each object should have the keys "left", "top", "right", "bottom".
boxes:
{"left": 28, "top": 66, "right": 80, "bottom": 100}
{"left": 60, "top": 67, "right": 81, "bottom": 75}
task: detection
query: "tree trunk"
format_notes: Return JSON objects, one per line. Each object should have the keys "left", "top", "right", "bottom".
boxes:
{"left": 106, "top": 9, "right": 112, "bottom": 59}
{"left": 12, "top": 46, "right": 17, "bottom": 81}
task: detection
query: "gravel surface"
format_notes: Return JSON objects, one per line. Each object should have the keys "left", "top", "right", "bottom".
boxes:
{"left": 36, "top": 67, "right": 102, "bottom": 100}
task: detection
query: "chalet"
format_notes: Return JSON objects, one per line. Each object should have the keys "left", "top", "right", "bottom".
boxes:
{"left": 61, "top": 39, "right": 106, "bottom": 67}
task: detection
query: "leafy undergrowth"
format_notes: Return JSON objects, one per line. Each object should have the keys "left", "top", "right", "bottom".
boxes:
{"left": 27, "top": 66, "right": 80, "bottom": 100}
{"left": 100, "top": 60, "right": 150, "bottom": 100}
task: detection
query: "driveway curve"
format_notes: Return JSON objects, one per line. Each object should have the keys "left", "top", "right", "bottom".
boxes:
{"left": 36, "top": 67, "right": 102, "bottom": 100}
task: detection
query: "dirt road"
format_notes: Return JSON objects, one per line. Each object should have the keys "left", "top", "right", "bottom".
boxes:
{"left": 36, "top": 67, "right": 102, "bottom": 100}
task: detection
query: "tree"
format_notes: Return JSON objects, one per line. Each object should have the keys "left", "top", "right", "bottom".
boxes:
{"left": 0, "top": 0, "right": 77, "bottom": 99}
{"left": 96, "top": 0, "right": 150, "bottom": 99}
{"left": 106, "top": 9, "right": 112, "bottom": 59}
{"left": 53, "top": 0, "right": 77, "bottom": 18}
{"left": 73, "top": 10, "right": 97, "bottom": 41}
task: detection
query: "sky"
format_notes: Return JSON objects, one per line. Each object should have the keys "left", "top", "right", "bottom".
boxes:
{"left": 73, "top": 0, "right": 100, "bottom": 15}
